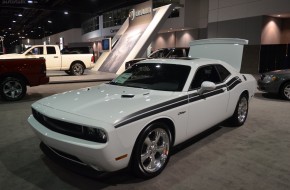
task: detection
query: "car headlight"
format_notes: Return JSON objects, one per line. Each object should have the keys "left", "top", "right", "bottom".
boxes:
{"left": 263, "top": 75, "right": 278, "bottom": 83}
{"left": 84, "top": 127, "right": 108, "bottom": 143}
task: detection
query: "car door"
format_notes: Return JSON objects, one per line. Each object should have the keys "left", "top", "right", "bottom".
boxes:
{"left": 45, "top": 46, "right": 61, "bottom": 70}
{"left": 186, "top": 64, "right": 230, "bottom": 138}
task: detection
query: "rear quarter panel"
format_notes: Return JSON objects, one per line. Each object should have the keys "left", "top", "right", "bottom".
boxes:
{"left": 61, "top": 54, "right": 93, "bottom": 70}
{"left": 0, "top": 58, "right": 49, "bottom": 86}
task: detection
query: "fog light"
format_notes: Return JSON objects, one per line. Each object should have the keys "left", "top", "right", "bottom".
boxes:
{"left": 84, "top": 127, "right": 107, "bottom": 143}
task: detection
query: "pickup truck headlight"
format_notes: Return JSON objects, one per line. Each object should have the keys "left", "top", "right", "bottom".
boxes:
{"left": 84, "top": 127, "right": 108, "bottom": 143}
{"left": 263, "top": 75, "right": 278, "bottom": 83}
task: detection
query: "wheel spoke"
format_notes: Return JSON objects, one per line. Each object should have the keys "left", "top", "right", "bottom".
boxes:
{"left": 148, "top": 156, "right": 157, "bottom": 170}
{"left": 144, "top": 137, "right": 152, "bottom": 146}
{"left": 141, "top": 150, "right": 151, "bottom": 163}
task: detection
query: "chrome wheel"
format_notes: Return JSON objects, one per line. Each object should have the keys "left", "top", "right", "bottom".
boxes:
{"left": 71, "top": 63, "right": 84, "bottom": 75}
{"left": 237, "top": 96, "right": 248, "bottom": 123}
{"left": 283, "top": 84, "right": 290, "bottom": 100}
{"left": 140, "top": 128, "right": 170, "bottom": 173}
{"left": 1, "top": 77, "right": 26, "bottom": 100}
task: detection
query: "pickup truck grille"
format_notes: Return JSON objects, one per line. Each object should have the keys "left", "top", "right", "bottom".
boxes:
{"left": 32, "top": 108, "right": 85, "bottom": 140}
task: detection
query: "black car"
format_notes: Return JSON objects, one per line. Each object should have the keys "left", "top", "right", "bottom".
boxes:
{"left": 125, "top": 47, "right": 189, "bottom": 69}
{"left": 258, "top": 69, "right": 290, "bottom": 100}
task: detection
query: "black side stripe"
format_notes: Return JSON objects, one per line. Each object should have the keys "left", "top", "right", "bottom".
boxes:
{"left": 114, "top": 98, "right": 188, "bottom": 128}
{"left": 226, "top": 76, "right": 242, "bottom": 90}
{"left": 114, "top": 77, "right": 241, "bottom": 128}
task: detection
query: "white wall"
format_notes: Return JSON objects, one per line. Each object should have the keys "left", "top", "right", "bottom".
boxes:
{"left": 151, "top": 29, "right": 198, "bottom": 50}
{"left": 209, "top": 0, "right": 290, "bottom": 23}
{"left": 43, "top": 28, "right": 82, "bottom": 46}
{"left": 160, "top": 0, "right": 208, "bottom": 32}
{"left": 261, "top": 17, "right": 282, "bottom": 44}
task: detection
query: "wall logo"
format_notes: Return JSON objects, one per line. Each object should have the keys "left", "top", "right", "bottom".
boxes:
{"left": 129, "top": 7, "right": 152, "bottom": 21}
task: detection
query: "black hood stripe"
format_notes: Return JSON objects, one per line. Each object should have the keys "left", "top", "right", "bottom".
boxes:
{"left": 114, "top": 76, "right": 241, "bottom": 128}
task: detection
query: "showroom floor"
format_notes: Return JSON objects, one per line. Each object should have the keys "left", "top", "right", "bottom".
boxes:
{"left": 0, "top": 79, "right": 290, "bottom": 190}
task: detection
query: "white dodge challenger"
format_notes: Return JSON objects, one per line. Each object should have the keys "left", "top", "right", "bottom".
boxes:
{"left": 28, "top": 39, "right": 257, "bottom": 178}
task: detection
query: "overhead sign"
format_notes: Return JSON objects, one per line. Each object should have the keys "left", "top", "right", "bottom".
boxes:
{"left": 129, "top": 0, "right": 152, "bottom": 26}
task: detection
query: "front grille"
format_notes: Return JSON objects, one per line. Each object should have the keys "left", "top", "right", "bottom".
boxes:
{"left": 32, "top": 108, "right": 84, "bottom": 138}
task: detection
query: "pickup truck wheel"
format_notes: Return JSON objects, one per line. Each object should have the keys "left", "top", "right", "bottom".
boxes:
{"left": 229, "top": 93, "right": 248, "bottom": 127}
{"left": 70, "top": 62, "right": 84, "bottom": 76}
{"left": 132, "top": 122, "right": 172, "bottom": 179}
{"left": 0, "top": 77, "right": 27, "bottom": 101}
{"left": 280, "top": 82, "right": 290, "bottom": 100}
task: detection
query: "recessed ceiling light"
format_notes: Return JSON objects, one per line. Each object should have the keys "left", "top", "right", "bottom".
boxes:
{"left": 28, "top": 0, "right": 33, "bottom": 3}
{"left": 12, "top": 20, "right": 16, "bottom": 23}
{"left": 38, "top": 26, "right": 41, "bottom": 29}
{"left": 278, "top": 15, "right": 281, "bottom": 17}
{"left": 31, "top": 30, "right": 34, "bottom": 32}
{"left": 48, "top": 20, "right": 52, "bottom": 23}
{"left": 64, "top": 11, "right": 68, "bottom": 15}
{"left": 9, "top": 28, "right": 11, "bottom": 30}
{"left": 18, "top": 14, "right": 22, "bottom": 17}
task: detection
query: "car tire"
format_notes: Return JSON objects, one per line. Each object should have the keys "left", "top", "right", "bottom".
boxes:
{"left": 229, "top": 93, "right": 248, "bottom": 127}
{"left": 131, "top": 122, "right": 172, "bottom": 179}
{"left": 0, "top": 77, "right": 27, "bottom": 101}
{"left": 70, "top": 62, "right": 84, "bottom": 76}
{"left": 280, "top": 82, "right": 290, "bottom": 100}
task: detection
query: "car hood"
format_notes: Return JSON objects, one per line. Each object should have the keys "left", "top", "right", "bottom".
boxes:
{"left": 264, "top": 69, "right": 290, "bottom": 75}
{"left": 34, "top": 83, "right": 180, "bottom": 126}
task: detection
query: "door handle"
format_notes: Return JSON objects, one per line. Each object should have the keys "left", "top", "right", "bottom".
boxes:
{"left": 54, "top": 56, "right": 58, "bottom": 58}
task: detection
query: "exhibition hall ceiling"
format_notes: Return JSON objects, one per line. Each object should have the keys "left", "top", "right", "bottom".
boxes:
{"left": 0, "top": 0, "right": 147, "bottom": 43}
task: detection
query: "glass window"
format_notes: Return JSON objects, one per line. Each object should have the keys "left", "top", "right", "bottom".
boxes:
{"left": 47, "top": 47, "right": 56, "bottom": 54}
{"left": 215, "top": 65, "right": 231, "bottom": 81}
{"left": 81, "top": 16, "right": 99, "bottom": 34}
{"left": 168, "top": 49, "right": 184, "bottom": 58}
{"left": 30, "top": 47, "right": 43, "bottom": 55}
{"left": 190, "top": 65, "right": 221, "bottom": 90}
{"left": 103, "top": 7, "right": 130, "bottom": 28}
{"left": 149, "top": 49, "right": 170, "bottom": 58}
{"left": 110, "top": 63, "right": 191, "bottom": 91}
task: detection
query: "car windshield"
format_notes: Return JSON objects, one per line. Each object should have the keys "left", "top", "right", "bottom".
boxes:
{"left": 148, "top": 49, "right": 170, "bottom": 58}
{"left": 110, "top": 63, "right": 191, "bottom": 91}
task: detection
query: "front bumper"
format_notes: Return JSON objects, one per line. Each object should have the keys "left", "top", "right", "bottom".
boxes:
{"left": 28, "top": 115, "right": 130, "bottom": 172}
{"left": 257, "top": 79, "right": 280, "bottom": 93}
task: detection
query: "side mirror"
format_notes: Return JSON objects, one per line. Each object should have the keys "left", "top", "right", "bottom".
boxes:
{"left": 197, "top": 81, "right": 216, "bottom": 95}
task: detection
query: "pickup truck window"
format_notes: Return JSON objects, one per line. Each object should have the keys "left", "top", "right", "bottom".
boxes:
{"left": 47, "top": 47, "right": 56, "bottom": 54}
{"left": 30, "top": 47, "right": 43, "bottom": 55}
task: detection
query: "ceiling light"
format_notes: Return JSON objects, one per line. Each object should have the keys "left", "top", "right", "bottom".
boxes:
{"left": 27, "top": 0, "right": 33, "bottom": 3}
{"left": 38, "top": 26, "right": 41, "bottom": 29}
{"left": 278, "top": 15, "right": 281, "bottom": 17}
{"left": 64, "top": 11, "right": 68, "bottom": 15}
{"left": 12, "top": 20, "right": 16, "bottom": 23}
{"left": 31, "top": 30, "right": 34, "bottom": 32}
{"left": 48, "top": 20, "right": 52, "bottom": 23}
{"left": 9, "top": 28, "right": 11, "bottom": 30}
{"left": 18, "top": 14, "right": 22, "bottom": 17}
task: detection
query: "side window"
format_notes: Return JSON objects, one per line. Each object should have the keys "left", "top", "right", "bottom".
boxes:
{"left": 215, "top": 64, "right": 231, "bottom": 81}
{"left": 47, "top": 47, "right": 56, "bottom": 54}
{"left": 190, "top": 65, "right": 222, "bottom": 89}
{"left": 168, "top": 49, "right": 184, "bottom": 58}
{"left": 29, "top": 47, "right": 43, "bottom": 55}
